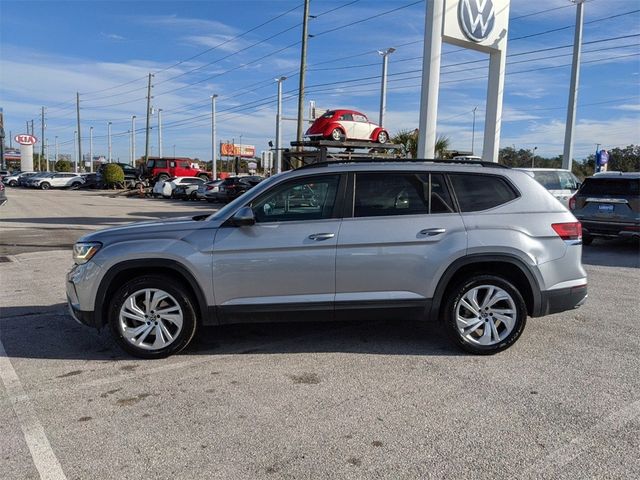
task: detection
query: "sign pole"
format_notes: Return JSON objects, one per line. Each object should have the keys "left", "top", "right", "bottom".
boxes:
{"left": 417, "top": 0, "right": 444, "bottom": 159}
{"left": 483, "top": 50, "right": 506, "bottom": 163}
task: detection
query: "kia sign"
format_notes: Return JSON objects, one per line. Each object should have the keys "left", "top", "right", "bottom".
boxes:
{"left": 15, "top": 134, "right": 37, "bottom": 145}
{"left": 458, "top": 0, "right": 495, "bottom": 42}
{"left": 220, "top": 143, "right": 256, "bottom": 158}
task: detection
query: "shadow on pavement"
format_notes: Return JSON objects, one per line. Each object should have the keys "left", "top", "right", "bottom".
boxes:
{"left": 0, "top": 303, "right": 461, "bottom": 361}
{"left": 582, "top": 238, "right": 640, "bottom": 268}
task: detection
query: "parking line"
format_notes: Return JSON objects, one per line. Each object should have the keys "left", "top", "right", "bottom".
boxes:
{"left": 0, "top": 338, "right": 67, "bottom": 480}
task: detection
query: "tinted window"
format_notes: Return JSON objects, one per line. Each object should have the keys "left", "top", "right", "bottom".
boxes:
{"left": 450, "top": 174, "right": 519, "bottom": 212}
{"left": 532, "top": 171, "right": 561, "bottom": 189}
{"left": 580, "top": 178, "right": 640, "bottom": 196}
{"left": 354, "top": 173, "right": 455, "bottom": 217}
{"left": 153, "top": 159, "right": 167, "bottom": 168}
{"left": 321, "top": 111, "right": 335, "bottom": 119}
{"left": 252, "top": 175, "right": 340, "bottom": 223}
{"left": 558, "top": 171, "right": 579, "bottom": 190}
{"left": 338, "top": 113, "right": 353, "bottom": 121}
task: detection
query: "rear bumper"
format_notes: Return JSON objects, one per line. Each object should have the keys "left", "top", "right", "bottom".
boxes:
{"left": 581, "top": 220, "right": 640, "bottom": 238}
{"left": 538, "top": 284, "right": 587, "bottom": 316}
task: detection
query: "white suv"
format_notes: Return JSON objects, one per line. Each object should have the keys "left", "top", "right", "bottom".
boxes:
{"left": 32, "top": 172, "right": 84, "bottom": 190}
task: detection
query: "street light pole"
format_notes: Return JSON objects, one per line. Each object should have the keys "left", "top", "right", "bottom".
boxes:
{"left": 211, "top": 94, "right": 218, "bottom": 180}
{"left": 73, "top": 130, "right": 78, "bottom": 173}
{"left": 562, "top": 0, "right": 585, "bottom": 170}
{"left": 107, "top": 121, "right": 112, "bottom": 162}
{"left": 377, "top": 47, "right": 396, "bottom": 127}
{"left": 55, "top": 136, "right": 58, "bottom": 166}
{"left": 531, "top": 146, "right": 538, "bottom": 168}
{"left": 275, "top": 76, "right": 287, "bottom": 173}
{"left": 89, "top": 127, "right": 93, "bottom": 172}
{"left": 296, "top": 0, "right": 311, "bottom": 145}
{"left": 471, "top": 106, "right": 478, "bottom": 155}
{"left": 131, "top": 115, "right": 136, "bottom": 164}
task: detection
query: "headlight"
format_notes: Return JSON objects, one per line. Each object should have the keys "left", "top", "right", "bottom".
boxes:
{"left": 73, "top": 242, "right": 102, "bottom": 264}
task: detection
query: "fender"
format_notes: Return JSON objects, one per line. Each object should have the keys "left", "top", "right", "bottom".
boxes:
{"left": 323, "top": 123, "right": 345, "bottom": 139}
{"left": 370, "top": 127, "right": 388, "bottom": 142}
{"left": 94, "top": 259, "right": 214, "bottom": 327}
{"left": 429, "top": 253, "right": 543, "bottom": 320}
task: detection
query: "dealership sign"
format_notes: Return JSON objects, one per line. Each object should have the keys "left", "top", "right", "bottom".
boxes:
{"left": 458, "top": 0, "right": 495, "bottom": 42}
{"left": 15, "top": 134, "right": 38, "bottom": 145}
{"left": 443, "top": 0, "right": 508, "bottom": 53}
{"left": 220, "top": 143, "right": 256, "bottom": 158}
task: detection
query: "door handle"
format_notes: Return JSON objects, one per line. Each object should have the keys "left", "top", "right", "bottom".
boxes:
{"left": 419, "top": 228, "right": 446, "bottom": 236}
{"left": 308, "top": 233, "right": 335, "bottom": 241}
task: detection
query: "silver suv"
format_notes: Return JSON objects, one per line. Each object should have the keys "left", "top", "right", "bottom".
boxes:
{"left": 67, "top": 161, "right": 587, "bottom": 358}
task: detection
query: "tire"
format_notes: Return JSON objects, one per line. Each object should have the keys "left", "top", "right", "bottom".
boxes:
{"left": 444, "top": 275, "right": 527, "bottom": 355}
{"left": 158, "top": 174, "right": 169, "bottom": 182}
{"left": 376, "top": 131, "right": 389, "bottom": 144}
{"left": 582, "top": 233, "right": 593, "bottom": 246}
{"left": 40, "top": 182, "right": 51, "bottom": 190}
{"left": 9, "top": 180, "right": 17, "bottom": 187}
{"left": 70, "top": 182, "right": 81, "bottom": 189}
{"left": 190, "top": 192, "right": 198, "bottom": 201}
{"left": 198, "top": 174, "right": 210, "bottom": 182}
{"left": 108, "top": 275, "right": 198, "bottom": 359}
{"left": 330, "top": 128, "right": 344, "bottom": 142}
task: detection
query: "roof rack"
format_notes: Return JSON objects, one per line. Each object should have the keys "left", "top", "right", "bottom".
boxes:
{"left": 295, "top": 158, "right": 510, "bottom": 170}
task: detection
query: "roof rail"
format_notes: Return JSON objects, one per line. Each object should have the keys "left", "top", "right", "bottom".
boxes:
{"left": 295, "top": 158, "right": 510, "bottom": 170}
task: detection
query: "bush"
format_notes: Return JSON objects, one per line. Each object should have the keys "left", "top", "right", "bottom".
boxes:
{"left": 54, "top": 159, "right": 72, "bottom": 172}
{"left": 103, "top": 163, "right": 125, "bottom": 187}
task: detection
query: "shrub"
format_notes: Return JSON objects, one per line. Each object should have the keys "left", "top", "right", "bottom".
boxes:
{"left": 54, "top": 159, "right": 72, "bottom": 172}
{"left": 103, "top": 163, "right": 125, "bottom": 187}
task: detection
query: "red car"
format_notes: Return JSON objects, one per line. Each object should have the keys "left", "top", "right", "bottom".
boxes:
{"left": 305, "top": 109, "right": 389, "bottom": 143}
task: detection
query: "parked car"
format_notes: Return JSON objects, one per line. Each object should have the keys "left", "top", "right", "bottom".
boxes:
{"left": 569, "top": 172, "right": 640, "bottom": 245}
{"left": 517, "top": 168, "right": 581, "bottom": 208}
{"left": 30, "top": 172, "right": 84, "bottom": 190}
{"left": 173, "top": 178, "right": 206, "bottom": 200}
{"left": 0, "top": 170, "right": 10, "bottom": 180}
{"left": 217, "top": 176, "right": 263, "bottom": 203}
{"left": 305, "top": 109, "right": 389, "bottom": 143}
{"left": 67, "top": 160, "right": 587, "bottom": 358}
{"left": 197, "top": 180, "right": 224, "bottom": 202}
{"left": 141, "top": 157, "right": 210, "bottom": 183}
{"left": 3, "top": 171, "right": 34, "bottom": 187}
{"left": 20, "top": 172, "right": 45, "bottom": 187}
{"left": 73, "top": 173, "right": 101, "bottom": 189}
{"left": 0, "top": 182, "right": 6, "bottom": 206}
{"left": 152, "top": 176, "right": 204, "bottom": 198}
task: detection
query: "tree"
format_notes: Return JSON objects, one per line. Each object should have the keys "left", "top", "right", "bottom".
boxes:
{"left": 606, "top": 145, "right": 640, "bottom": 172}
{"left": 54, "top": 159, "right": 72, "bottom": 172}
{"left": 103, "top": 163, "right": 124, "bottom": 188}
{"left": 391, "top": 129, "right": 451, "bottom": 158}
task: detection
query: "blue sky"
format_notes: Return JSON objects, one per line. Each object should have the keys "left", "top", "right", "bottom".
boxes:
{"left": 1, "top": 0, "right": 639, "bottom": 163}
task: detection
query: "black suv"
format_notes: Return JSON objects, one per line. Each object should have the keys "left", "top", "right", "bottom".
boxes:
{"left": 570, "top": 172, "right": 640, "bottom": 244}
{"left": 96, "top": 162, "right": 143, "bottom": 188}
{"left": 218, "top": 176, "right": 263, "bottom": 203}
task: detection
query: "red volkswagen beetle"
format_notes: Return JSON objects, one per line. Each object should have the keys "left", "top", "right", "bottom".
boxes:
{"left": 305, "top": 109, "right": 389, "bottom": 143}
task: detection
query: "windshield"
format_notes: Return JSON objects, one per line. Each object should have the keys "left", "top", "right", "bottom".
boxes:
{"left": 208, "top": 173, "right": 288, "bottom": 221}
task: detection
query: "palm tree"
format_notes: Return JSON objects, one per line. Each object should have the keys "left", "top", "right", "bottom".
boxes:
{"left": 391, "top": 130, "right": 451, "bottom": 159}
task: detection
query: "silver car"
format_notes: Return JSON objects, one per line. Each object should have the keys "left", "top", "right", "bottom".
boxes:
{"left": 516, "top": 168, "right": 581, "bottom": 208}
{"left": 67, "top": 161, "right": 587, "bottom": 358}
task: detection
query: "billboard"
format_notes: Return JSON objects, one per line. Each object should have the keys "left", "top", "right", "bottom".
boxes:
{"left": 220, "top": 143, "right": 256, "bottom": 158}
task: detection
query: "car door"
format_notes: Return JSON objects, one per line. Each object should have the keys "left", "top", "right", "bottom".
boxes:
{"left": 353, "top": 113, "right": 373, "bottom": 140}
{"left": 335, "top": 171, "right": 467, "bottom": 320}
{"left": 337, "top": 113, "right": 356, "bottom": 139}
{"left": 212, "top": 173, "right": 346, "bottom": 323}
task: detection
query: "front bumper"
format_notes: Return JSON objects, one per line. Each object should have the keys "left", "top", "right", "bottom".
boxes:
{"left": 67, "top": 297, "right": 99, "bottom": 328}
{"left": 66, "top": 262, "right": 103, "bottom": 328}
{"left": 539, "top": 284, "right": 588, "bottom": 316}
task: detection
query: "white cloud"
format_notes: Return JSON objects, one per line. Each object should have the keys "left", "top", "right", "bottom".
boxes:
{"left": 613, "top": 103, "right": 640, "bottom": 112}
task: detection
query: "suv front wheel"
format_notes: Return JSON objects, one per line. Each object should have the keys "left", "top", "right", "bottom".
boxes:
{"left": 108, "top": 275, "right": 198, "bottom": 359}
{"left": 445, "top": 275, "right": 527, "bottom": 355}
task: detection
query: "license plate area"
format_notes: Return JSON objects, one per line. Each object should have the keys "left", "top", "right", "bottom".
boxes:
{"left": 598, "top": 204, "right": 614, "bottom": 212}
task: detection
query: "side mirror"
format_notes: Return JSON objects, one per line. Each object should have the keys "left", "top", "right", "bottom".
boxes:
{"left": 232, "top": 207, "right": 255, "bottom": 226}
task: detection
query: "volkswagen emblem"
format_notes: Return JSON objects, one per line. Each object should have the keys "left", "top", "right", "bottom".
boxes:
{"left": 458, "top": 0, "right": 496, "bottom": 42}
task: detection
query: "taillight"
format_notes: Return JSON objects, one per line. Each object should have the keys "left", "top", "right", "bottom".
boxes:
{"left": 568, "top": 195, "right": 576, "bottom": 210}
{"left": 552, "top": 222, "right": 582, "bottom": 241}
{"left": 206, "top": 185, "right": 213, "bottom": 190}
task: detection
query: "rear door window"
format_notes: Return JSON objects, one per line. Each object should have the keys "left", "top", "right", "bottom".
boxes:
{"left": 449, "top": 174, "right": 519, "bottom": 212}
{"left": 353, "top": 172, "right": 455, "bottom": 217}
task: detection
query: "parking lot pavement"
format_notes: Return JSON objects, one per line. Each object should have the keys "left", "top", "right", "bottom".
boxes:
{"left": 1, "top": 189, "right": 639, "bottom": 479}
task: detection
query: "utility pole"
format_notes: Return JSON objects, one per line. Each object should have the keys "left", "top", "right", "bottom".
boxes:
{"left": 157, "top": 108, "right": 163, "bottom": 159}
{"left": 9, "top": 131, "right": 12, "bottom": 149}
{"left": 89, "top": 127, "right": 93, "bottom": 172}
{"left": 31, "top": 120, "right": 34, "bottom": 136}
{"left": 108, "top": 121, "right": 112, "bottom": 162}
{"left": 55, "top": 136, "right": 58, "bottom": 165}
{"left": 471, "top": 106, "right": 478, "bottom": 155}
{"left": 563, "top": 0, "right": 585, "bottom": 170}
{"left": 129, "top": 130, "right": 133, "bottom": 164}
{"left": 26, "top": 121, "right": 29, "bottom": 135}
{"left": 275, "top": 76, "right": 287, "bottom": 173}
{"left": 378, "top": 48, "right": 396, "bottom": 127}
{"left": 211, "top": 95, "right": 218, "bottom": 180}
{"left": 144, "top": 73, "right": 153, "bottom": 164}
{"left": 296, "top": 0, "right": 311, "bottom": 145}
{"left": 40, "top": 106, "right": 45, "bottom": 171}
{"left": 131, "top": 115, "right": 136, "bottom": 164}
{"left": 76, "top": 93, "right": 82, "bottom": 172}
{"left": 73, "top": 130, "right": 78, "bottom": 173}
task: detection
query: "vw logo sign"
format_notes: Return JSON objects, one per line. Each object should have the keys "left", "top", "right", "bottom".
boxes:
{"left": 458, "top": 0, "right": 496, "bottom": 42}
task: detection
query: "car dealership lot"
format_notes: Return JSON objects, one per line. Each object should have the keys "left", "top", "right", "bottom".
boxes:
{"left": 1, "top": 189, "right": 639, "bottom": 479}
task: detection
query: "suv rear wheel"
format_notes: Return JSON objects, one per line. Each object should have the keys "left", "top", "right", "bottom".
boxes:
{"left": 445, "top": 275, "right": 526, "bottom": 355}
{"left": 108, "top": 275, "right": 198, "bottom": 359}
{"left": 40, "top": 182, "right": 51, "bottom": 190}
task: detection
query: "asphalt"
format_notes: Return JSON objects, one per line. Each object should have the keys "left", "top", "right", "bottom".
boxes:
{"left": 0, "top": 187, "right": 639, "bottom": 480}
